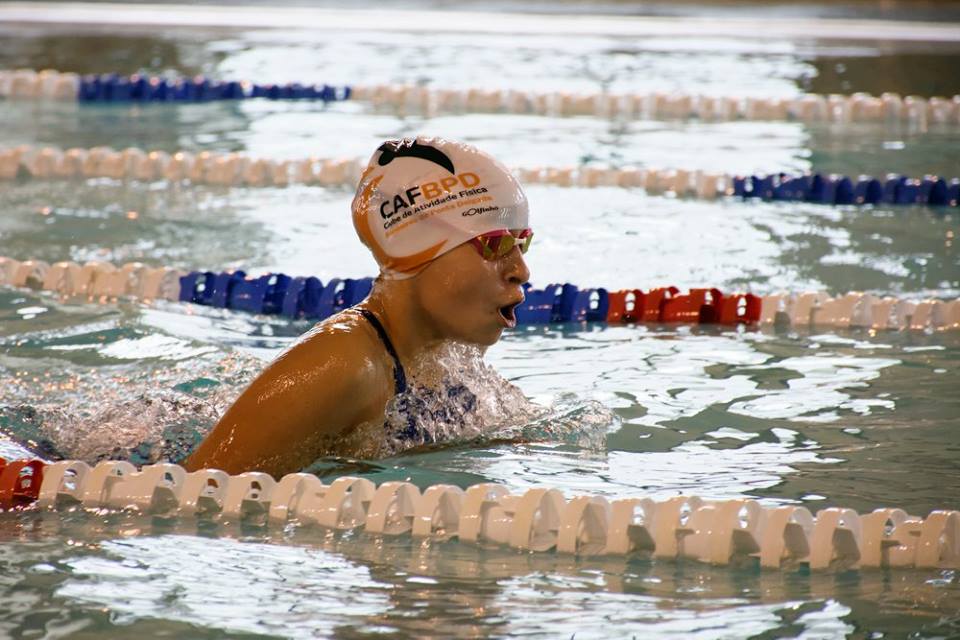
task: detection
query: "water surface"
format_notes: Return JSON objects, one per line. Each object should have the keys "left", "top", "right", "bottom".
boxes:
{"left": 1, "top": 10, "right": 959, "bottom": 638}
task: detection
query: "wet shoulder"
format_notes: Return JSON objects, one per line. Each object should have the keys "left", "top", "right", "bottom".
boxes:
{"left": 275, "top": 308, "right": 393, "bottom": 400}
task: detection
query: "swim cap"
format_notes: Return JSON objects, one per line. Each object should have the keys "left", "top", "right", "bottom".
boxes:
{"left": 351, "top": 137, "right": 529, "bottom": 280}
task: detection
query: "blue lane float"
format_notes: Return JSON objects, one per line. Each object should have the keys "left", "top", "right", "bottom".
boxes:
{"left": 77, "top": 73, "right": 351, "bottom": 104}
{"left": 180, "top": 271, "right": 375, "bottom": 320}
{"left": 732, "top": 173, "right": 958, "bottom": 207}
{"left": 177, "top": 270, "right": 616, "bottom": 324}
{"left": 176, "top": 269, "right": 613, "bottom": 324}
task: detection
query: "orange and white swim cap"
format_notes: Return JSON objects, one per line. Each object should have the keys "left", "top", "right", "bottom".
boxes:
{"left": 351, "top": 137, "right": 529, "bottom": 280}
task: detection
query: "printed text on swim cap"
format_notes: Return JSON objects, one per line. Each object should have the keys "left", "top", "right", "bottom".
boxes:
{"left": 384, "top": 195, "right": 494, "bottom": 238}
{"left": 380, "top": 172, "right": 486, "bottom": 228}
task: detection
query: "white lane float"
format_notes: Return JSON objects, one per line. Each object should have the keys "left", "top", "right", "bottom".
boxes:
{"left": 179, "top": 468, "right": 232, "bottom": 516}
{"left": 365, "top": 481, "right": 421, "bottom": 535}
{"left": 221, "top": 471, "right": 275, "bottom": 519}
{"left": 7, "top": 459, "right": 959, "bottom": 571}
{"left": 411, "top": 484, "right": 464, "bottom": 539}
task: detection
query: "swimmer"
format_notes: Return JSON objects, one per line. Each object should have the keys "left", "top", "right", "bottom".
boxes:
{"left": 185, "top": 137, "right": 532, "bottom": 477}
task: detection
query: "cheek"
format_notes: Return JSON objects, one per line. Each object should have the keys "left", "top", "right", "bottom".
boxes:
{"left": 418, "top": 253, "right": 500, "bottom": 336}
{"left": 431, "top": 268, "right": 493, "bottom": 317}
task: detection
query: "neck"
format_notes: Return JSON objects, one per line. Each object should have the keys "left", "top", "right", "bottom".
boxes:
{"left": 361, "top": 278, "right": 443, "bottom": 366}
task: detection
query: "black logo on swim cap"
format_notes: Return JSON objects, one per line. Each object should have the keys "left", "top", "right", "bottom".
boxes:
{"left": 377, "top": 139, "right": 455, "bottom": 174}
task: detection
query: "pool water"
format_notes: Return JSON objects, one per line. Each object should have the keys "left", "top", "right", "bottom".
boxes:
{"left": 1, "top": 4, "right": 959, "bottom": 637}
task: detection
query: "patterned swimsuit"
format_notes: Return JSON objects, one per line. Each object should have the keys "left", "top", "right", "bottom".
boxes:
{"left": 357, "top": 309, "right": 477, "bottom": 453}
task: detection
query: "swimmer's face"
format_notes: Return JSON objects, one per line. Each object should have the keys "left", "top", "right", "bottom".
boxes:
{"left": 413, "top": 240, "right": 530, "bottom": 346}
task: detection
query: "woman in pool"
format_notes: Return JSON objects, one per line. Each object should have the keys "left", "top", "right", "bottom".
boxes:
{"left": 185, "top": 137, "right": 532, "bottom": 477}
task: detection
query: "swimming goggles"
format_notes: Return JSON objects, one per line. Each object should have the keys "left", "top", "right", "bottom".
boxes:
{"left": 468, "top": 228, "right": 534, "bottom": 261}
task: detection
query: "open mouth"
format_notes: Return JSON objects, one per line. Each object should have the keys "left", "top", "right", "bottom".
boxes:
{"left": 498, "top": 302, "right": 520, "bottom": 328}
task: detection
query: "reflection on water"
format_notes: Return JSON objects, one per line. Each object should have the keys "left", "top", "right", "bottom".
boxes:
{"left": 0, "top": 31, "right": 210, "bottom": 77}
{"left": 0, "top": 181, "right": 278, "bottom": 271}
{"left": 1, "top": 513, "right": 958, "bottom": 639}
{"left": 58, "top": 536, "right": 392, "bottom": 637}
{"left": 804, "top": 51, "right": 960, "bottom": 98}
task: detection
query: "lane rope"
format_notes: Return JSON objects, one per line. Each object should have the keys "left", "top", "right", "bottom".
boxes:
{"left": 2, "top": 145, "right": 959, "bottom": 207}
{"left": 2, "top": 256, "right": 958, "bottom": 331}
{"left": 2, "top": 69, "right": 959, "bottom": 125}
{"left": 1, "top": 457, "right": 958, "bottom": 571}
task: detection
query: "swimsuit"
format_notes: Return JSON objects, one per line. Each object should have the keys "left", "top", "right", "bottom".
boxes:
{"left": 358, "top": 308, "right": 407, "bottom": 395}
{"left": 357, "top": 308, "right": 477, "bottom": 453}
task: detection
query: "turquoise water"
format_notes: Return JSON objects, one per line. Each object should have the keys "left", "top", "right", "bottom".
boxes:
{"left": 1, "top": 6, "right": 960, "bottom": 637}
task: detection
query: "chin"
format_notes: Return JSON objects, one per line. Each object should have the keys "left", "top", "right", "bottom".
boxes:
{"left": 484, "top": 326, "right": 505, "bottom": 345}
{"left": 478, "top": 332, "right": 502, "bottom": 347}
{"left": 459, "top": 326, "right": 502, "bottom": 347}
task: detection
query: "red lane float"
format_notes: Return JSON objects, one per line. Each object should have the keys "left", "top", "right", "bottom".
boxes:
{"left": 604, "top": 287, "right": 762, "bottom": 326}
{"left": 606, "top": 289, "right": 645, "bottom": 323}
{"left": 0, "top": 459, "right": 45, "bottom": 509}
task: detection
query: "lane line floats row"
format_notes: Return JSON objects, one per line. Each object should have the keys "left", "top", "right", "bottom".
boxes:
{"left": 3, "top": 256, "right": 959, "bottom": 331}
{"left": 3, "top": 145, "right": 959, "bottom": 207}
{"left": 0, "top": 69, "right": 349, "bottom": 103}
{"left": 2, "top": 69, "right": 959, "bottom": 126}
{"left": 2, "top": 457, "right": 958, "bottom": 571}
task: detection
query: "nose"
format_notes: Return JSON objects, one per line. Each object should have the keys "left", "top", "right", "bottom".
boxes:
{"left": 502, "top": 246, "right": 530, "bottom": 286}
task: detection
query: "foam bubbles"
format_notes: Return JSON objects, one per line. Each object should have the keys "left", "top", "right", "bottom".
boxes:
{"left": 381, "top": 342, "right": 613, "bottom": 456}
{"left": 1, "top": 340, "right": 614, "bottom": 465}
{"left": 0, "top": 352, "right": 258, "bottom": 464}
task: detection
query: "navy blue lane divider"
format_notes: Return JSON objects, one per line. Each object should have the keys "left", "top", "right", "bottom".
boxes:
{"left": 734, "top": 173, "right": 959, "bottom": 207}
{"left": 179, "top": 271, "right": 374, "bottom": 320}
{"left": 176, "top": 270, "right": 612, "bottom": 325}
{"left": 515, "top": 283, "right": 609, "bottom": 324}
{"left": 231, "top": 273, "right": 291, "bottom": 314}
{"left": 77, "top": 74, "right": 351, "bottom": 103}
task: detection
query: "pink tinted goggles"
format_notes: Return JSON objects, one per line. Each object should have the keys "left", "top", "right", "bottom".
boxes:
{"left": 468, "top": 228, "right": 534, "bottom": 261}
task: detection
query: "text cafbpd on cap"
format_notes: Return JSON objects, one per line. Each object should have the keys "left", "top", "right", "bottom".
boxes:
{"left": 351, "top": 137, "right": 529, "bottom": 279}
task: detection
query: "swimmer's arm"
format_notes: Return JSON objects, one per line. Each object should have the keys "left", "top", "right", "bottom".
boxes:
{"left": 183, "top": 331, "right": 384, "bottom": 477}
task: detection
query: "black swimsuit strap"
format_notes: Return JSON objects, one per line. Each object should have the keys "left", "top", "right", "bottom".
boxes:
{"left": 358, "top": 308, "right": 407, "bottom": 395}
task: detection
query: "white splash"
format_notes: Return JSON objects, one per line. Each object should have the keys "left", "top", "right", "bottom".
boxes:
{"left": 381, "top": 342, "right": 614, "bottom": 456}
